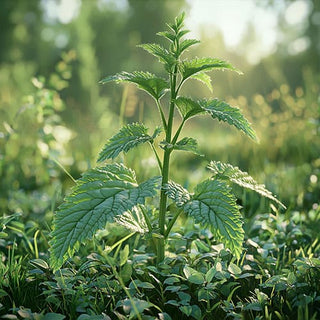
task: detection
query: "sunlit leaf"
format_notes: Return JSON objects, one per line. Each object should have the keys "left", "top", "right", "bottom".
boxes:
{"left": 179, "top": 39, "right": 200, "bottom": 53}
{"left": 175, "top": 97, "right": 204, "bottom": 120}
{"left": 175, "top": 97, "right": 257, "bottom": 141}
{"left": 174, "top": 137, "right": 202, "bottom": 155}
{"left": 208, "top": 161, "right": 286, "bottom": 208}
{"left": 115, "top": 205, "right": 149, "bottom": 234}
{"left": 99, "top": 71, "right": 169, "bottom": 100}
{"left": 138, "top": 43, "right": 176, "bottom": 71}
{"left": 199, "top": 99, "right": 258, "bottom": 141}
{"left": 168, "top": 12, "right": 186, "bottom": 33}
{"left": 165, "top": 180, "right": 244, "bottom": 258}
{"left": 165, "top": 181, "right": 191, "bottom": 207}
{"left": 98, "top": 123, "right": 162, "bottom": 161}
{"left": 190, "top": 72, "right": 213, "bottom": 92}
{"left": 157, "top": 31, "right": 176, "bottom": 42}
{"left": 50, "top": 164, "right": 160, "bottom": 270}
{"left": 180, "top": 57, "right": 242, "bottom": 81}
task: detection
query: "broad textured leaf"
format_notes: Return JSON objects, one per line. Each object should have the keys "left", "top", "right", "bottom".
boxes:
{"left": 199, "top": 99, "right": 258, "bottom": 141}
{"left": 175, "top": 97, "right": 204, "bottom": 120}
{"left": 165, "top": 181, "right": 191, "bottom": 207}
{"left": 50, "top": 164, "right": 160, "bottom": 269}
{"left": 176, "top": 97, "right": 257, "bottom": 141}
{"left": 190, "top": 72, "right": 213, "bottom": 92}
{"left": 138, "top": 44, "right": 176, "bottom": 71}
{"left": 98, "top": 123, "right": 162, "bottom": 161}
{"left": 180, "top": 57, "right": 242, "bottom": 81}
{"left": 174, "top": 137, "right": 202, "bottom": 155}
{"left": 115, "top": 205, "right": 149, "bottom": 234}
{"left": 208, "top": 161, "right": 286, "bottom": 208}
{"left": 99, "top": 71, "right": 169, "bottom": 100}
{"left": 165, "top": 180, "right": 244, "bottom": 258}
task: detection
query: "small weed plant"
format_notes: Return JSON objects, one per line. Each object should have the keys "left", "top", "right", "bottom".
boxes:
{"left": 50, "top": 13, "right": 285, "bottom": 270}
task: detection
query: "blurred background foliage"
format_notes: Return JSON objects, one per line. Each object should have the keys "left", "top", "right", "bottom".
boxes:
{"left": 0, "top": 0, "right": 319, "bottom": 222}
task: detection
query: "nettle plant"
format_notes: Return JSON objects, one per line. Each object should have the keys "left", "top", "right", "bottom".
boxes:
{"left": 50, "top": 13, "right": 285, "bottom": 269}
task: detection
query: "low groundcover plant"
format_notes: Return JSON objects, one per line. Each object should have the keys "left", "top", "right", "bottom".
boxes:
{"left": 49, "top": 13, "right": 285, "bottom": 270}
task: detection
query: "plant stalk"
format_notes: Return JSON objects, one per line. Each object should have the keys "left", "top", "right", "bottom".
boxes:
{"left": 157, "top": 66, "right": 178, "bottom": 263}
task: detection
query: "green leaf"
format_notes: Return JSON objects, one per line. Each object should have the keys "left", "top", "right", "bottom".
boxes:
{"left": 190, "top": 72, "right": 213, "bottom": 92}
{"left": 120, "top": 298, "right": 153, "bottom": 318}
{"left": 175, "top": 97, "right": 204, "bottom": 121}
{"left": 50, "top": 164, "right": 160, "bottom": 270}
{"left": 120, "top": 244, "right": 129, "bottom": 267}
{"left": 43, "top": 313, "right": 66, "bottom": 320}
{"left": 180, "top": 57, "right": 242, "bottom": 81}
{"left": 99, "top": 71, "right": 169, "bottom": 100}
{"left": 115, "top": 205, "right": 149, "bottom": 234}
{"left": 165, "top": 181, "right": 191, "bottom": 207}
{"left": 166, "top": 180, "right": 244, "bottom": 259}
{"left": 191, "top": 305, "right": 202, "bottom": 320}
{"left": 199, "top": 99, "right": 258, "bottom": 141}
{"left": 157, "top": 31, "right": 176, "bottom": 42}
{"left": 98, "top": 123, "right": 162, "bottom": 161}
{"left": 169, "top": 12, "right": 186, "bottom": 33}
{"left": 138, "top": 43, "right": 176, "bottom": 71}
{"left": 180, "top": 306, "right": 192, "bottom": 317}
{"left": 174, "top": 137, "right": 202, "bottom": 155}
{"left": 176, "top": 97, "right": 257, "bottom": 141}
{"left": 179, "top": 39, "right": 200, "bottom": 53}
{"left": 228, "top": 262, "right": 242, "bottom": 275}
{"left": 208, "top": 161, "right": 286, "bottom": 208}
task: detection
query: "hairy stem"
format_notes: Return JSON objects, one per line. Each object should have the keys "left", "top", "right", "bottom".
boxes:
{"left": 171, "top": 118, "right": 186, "bottom": 145}
{"left": 149, "top": 142, "right": 163, "bottom": 172}
{"left": 157, "top": 66, "right": 178, "bottom": 263}
{"left": 164, "top": 208, "right": 184, "bottom": 238}
{"left": 156, "top": 99, "right": 167, "bottom": 130}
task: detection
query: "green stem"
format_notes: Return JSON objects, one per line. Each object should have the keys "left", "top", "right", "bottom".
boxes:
{"left": 175, "top": 78, "right": 185, "bottom": 96}
{"left": 106, "top": 232, "right": 136, "bottom": 254}
{"left": 156, "top": 99, "right": 167, "bottom": 130}
{"left": 171, "top": 118, "right": 186, "bottom": 145}
{"left": 140, "top": 206, "right": 153, "bottom": 233}
{"left": 164, "top": 208, "right": 184, "bottom": 238}
{"left": 149, "top": 142, "right": 162, "bottom": 172}
{"left": 157, "top": 66, "right": 178, "bottom": 263}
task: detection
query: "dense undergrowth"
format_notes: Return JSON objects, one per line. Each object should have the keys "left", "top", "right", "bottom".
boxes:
{"left": 0, "top": 13, "right": 319, "bottom": 320}
{"left": 0, "top": 207, "right": 319, "bottom": 319}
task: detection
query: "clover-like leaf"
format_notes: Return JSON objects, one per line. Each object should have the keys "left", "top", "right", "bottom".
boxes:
{"left": 98, "top": 123, "right": 162, "bottom": 162}
{"left": 99, "top": 71, "right": 169, "bottom": 100}
{"left": 50, "top": 164, "right": 161, "bottom": 270}
{"left": 165, "top": 179, "right": 244, "bottom": 258}
{"left": 208, "top": 161, "right": 286, "bottom": 208}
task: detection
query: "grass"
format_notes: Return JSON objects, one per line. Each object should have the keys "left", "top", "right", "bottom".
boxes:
{"left": 0, "top": 203, "right": 319, "bottom": 319}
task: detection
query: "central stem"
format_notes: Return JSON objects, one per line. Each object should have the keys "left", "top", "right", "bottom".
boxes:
{"left": 157, "top": 66, "right": 178, "bottom": 263}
